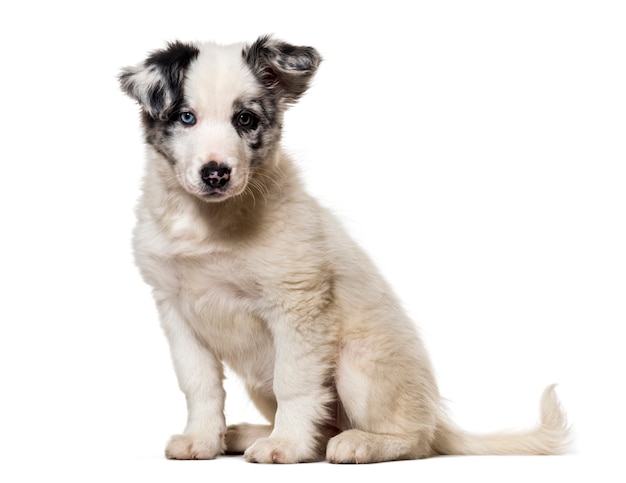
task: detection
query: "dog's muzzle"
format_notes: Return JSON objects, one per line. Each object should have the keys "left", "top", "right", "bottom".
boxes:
{"left": 200, "top": 162, "right": 231, "bottom": 189}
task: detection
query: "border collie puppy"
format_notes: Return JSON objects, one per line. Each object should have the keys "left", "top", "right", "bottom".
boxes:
{"left": 119, "top": 36, "right": 569, "bottom": 463}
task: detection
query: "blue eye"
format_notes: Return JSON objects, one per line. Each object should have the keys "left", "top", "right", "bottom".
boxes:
{"left": 179, "top": 111, "right": 196, "bottom": 125}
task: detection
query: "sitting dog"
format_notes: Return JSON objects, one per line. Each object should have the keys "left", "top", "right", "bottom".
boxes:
{"left": 119, "top": 35, "right": 569, "bottom": 463}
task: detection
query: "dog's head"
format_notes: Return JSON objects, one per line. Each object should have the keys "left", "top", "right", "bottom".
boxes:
{"left": 119, "top": 36, "right": 321, "bottom": 201}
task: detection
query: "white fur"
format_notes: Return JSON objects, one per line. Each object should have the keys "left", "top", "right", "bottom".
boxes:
{"left": 122, "top": 38, "right": 570, "bottom": 463}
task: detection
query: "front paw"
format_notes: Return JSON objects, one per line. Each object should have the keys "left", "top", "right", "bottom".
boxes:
{"left": 165, "top": 433, "right": 225, "bottom": 460}
{"left": 243, "top": 436, "right": 320, "bottom": 463}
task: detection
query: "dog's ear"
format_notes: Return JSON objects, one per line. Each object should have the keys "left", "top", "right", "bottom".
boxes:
{"left": 119, "top": 41, "right": 199, "bottom": 120}
{"left": 244, "top": 35, "right": 321, "bottom": 105}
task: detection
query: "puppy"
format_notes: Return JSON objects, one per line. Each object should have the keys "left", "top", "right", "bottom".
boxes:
{"left": 119, "top": 35, "right": 569, "bottom": 463}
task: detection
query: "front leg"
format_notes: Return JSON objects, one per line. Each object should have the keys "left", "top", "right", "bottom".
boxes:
{"left": 244, "top": 318, "right": 335, "bottom": 463}
{"left": 158, "top": 299, "right": 226, "bottom": 459}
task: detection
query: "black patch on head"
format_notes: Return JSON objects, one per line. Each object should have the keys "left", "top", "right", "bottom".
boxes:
{"left": 231, "top": 97, "right": 283, "bottom": 163}
{"left": 139, "top": 112, "right": 178, "bottom": 165}
{"left": 119, "top": 41, "right": 200, "bottom": 120}
{"left": 145, "top": 41, "right": 199, "bottom": 70}
{"left": 235, "top": 35, "right": 321, "bottom": 169}
{"left": 243, "top": 35, "right": 321, "bottom": 105}
{"left": 120, "top": 41, "right": 200, "bottom": 165}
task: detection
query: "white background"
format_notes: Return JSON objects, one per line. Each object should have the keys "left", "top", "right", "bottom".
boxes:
{"left": 1, "top": 0, "right": 624, "bottom": 481}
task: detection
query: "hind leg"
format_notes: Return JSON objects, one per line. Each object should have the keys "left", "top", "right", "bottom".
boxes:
{"left": 328, "top": 336, "right": 439, "bottom": 463}
{"left": 225, "top": 385, "right": 276, "bottom": 453}
{"left": 327, "top": 429, "right": 424, "bottom": 463}
{"left": 225, "top": 424, "right": 273, "bottom": 453}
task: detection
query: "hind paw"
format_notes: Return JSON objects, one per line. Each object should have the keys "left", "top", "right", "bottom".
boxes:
{"left": 225, "top": 423, "right": 273, "bottom": 453}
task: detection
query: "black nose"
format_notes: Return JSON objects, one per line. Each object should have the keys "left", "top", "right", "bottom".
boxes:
{"left": 200, "top": 161, "right": 231, "bottom": 188}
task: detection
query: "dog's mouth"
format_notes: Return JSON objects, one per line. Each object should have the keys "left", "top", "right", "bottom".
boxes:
{"left": 176, "top": 161, "right": 250, "bottom": 203}
{"left": 201, "top": 188, "right": 230, "bottom": 200}
{"left": 194, "top": 161, "right": 234, "bottom": 201}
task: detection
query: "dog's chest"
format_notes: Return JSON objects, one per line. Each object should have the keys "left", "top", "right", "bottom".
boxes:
{"left": 139, "top": 231, "right": 275, "bottom": 377}
{"left": 175, "top": 251, "right": 266, "bottom": 332}
{"left": 133, "top": 185, "right": 326, "bottom": 379}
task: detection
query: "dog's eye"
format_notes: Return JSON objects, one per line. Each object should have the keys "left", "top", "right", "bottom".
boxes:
{"left": 235, "top": 111, "right": 259, "bottom": 130}
{"left": 179, "top": 112, "right": 196, "bottom": 126}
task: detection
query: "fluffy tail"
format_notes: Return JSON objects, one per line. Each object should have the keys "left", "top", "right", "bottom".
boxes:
{"left": 432, "top": 384, "right": 571, "bottom": 455}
